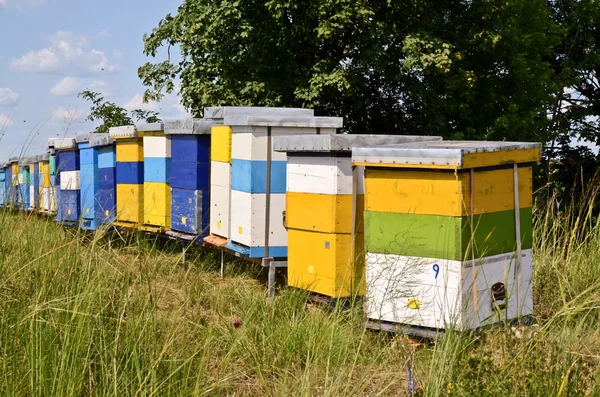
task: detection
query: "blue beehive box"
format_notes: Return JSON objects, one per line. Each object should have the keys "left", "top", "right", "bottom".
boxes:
{"left": 53, "top": 138, "right": 80, "bottom": 226}
{"left": 0, "top": 164, "right": 5, "bottom": 207}
{"left": 164, "top": 118, "right": 214, "bottom": 240}
{"left": 77, "top": 134, "right": 102, "bottom": 230}
{"left": 90, "top": 133, "right": 117, "bottom": 226}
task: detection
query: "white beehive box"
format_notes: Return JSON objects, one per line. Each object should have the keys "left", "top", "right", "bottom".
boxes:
{"left": 226, "top": 115, "right": 343, "bottom": 258}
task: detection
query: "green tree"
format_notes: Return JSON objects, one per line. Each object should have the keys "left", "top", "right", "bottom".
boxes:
{"left": 139, "top": 0, "right": 558, "bottom": 140}
{"left": 78, "top": 90, "right": 161, "bottom": 133}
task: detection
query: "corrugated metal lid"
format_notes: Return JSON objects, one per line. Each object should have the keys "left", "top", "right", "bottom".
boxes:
{"left": 75, "top": 133, "right": 92, "bottom": 143}
{"left": 38, "top": 153, "right": 50, "bottom": 161}
{"left": 136, "top": 122, "right": 164, "bottom": 132}
{"left": 109, "top": 125, "right": 138, "bottom": 138}
{"left": 352, "top": 141, "right": 542, "bottom": 168}
{"left": 8, "top": 157, "right": 18, "bottom": 164}
{"left": 224, "top": 116, "right": 343, "bottom": 129}
{"left": 163, "top": 118, "right": 215, "bottom": 135}
{"left": 274, "top": 134, "right": 442, "bottom": 153}
{"left": 204, "top": 106, "right": 314, "bottom": 119}
{"left": 89, "top": 133, "right": 113, "bottom": 147}
{"left": 50, "top": 138, "right": 77, "bottom": 150}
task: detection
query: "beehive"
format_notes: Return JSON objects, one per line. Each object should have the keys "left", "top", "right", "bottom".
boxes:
{"left": 164, "top": 118, "right": 214, "bottom": 239}
{"left": 352, "top": 141, "right": 541, "bottom": 330}
{"left": 0, "top": 164, "right": 6, "bottom": 207}
{"left": 77, "top": 133, "right": 103, "bottom": 230}
{"left": 88, "top": 133, "right": 117, "bottom": 226}
{"left": 17, "top": 158, "right": 31, "bottom": 210}
{"left": 29, "top": 156, "right": 40, "bottom": 210}
{"left": 139, "top": 122, "right": 170, "bottom": 232}
{"left": 110, "top": 126, "right": 143, "bottom": 229}
{"left": 213, "top": 113, "right": 343, "bottom": 259}
{"left": 203, "top": 107, "right": 315, "bottom": 246}
{"left": 53, "top": 138, "right": 80, "bottom": 225}
{"left": 38, "top": 154, "right": 53, "bottom": 214}
{"left": 46, "top": 139, "right": 59, "bottom": 216}
{"left": 7, "top": 158, "right": 18, "bottom": 207}
{"left": 274, "top": 134, "right": 443, "bottom": 298}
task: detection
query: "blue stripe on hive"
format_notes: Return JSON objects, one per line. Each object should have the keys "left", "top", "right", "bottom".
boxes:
{"left": 170, "top": 161, "right": 210, "bottom": 190}
{"left": 171, "top": 187, "right": 210, "bottom": 236}
{"left": 171, "top": 135, "right": 210, "bottom": 162}
{"left": 80, "top": 183, "right": 99, "bottom": 219}
{"left": 224, "top": 241, "right": 288, "bottom": 259}
{"left": 231, "top": 159, "right": 287, "bottom": 194}
{"left": 98, "top": 147, "right": 116, "bottom": 169}
{"left": 98, "top": 188, "right": 116, "bottom": 224}
{"left": 143, "top": 157, "right": 171, "bottom": 183}
{"left": 56, "top": 150, "right": 80, "bottom": 172}
{"left": 99, "top": 167, "right": 115, "bottom": 189}
{"left": 80, "top": 164, "right": 99, "bottom": 186}
{"left": 116, "top": 162, "right": 143, "bottom": 184}
{"left": 79, "top": 146, "right": 97, "bottom": 165}
{"left": 58, "top": 189, "right": 80, "bottom": 223}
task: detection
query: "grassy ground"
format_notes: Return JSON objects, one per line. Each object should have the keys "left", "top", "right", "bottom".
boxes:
{"left": 1, "top": 194, "right": 600, "bottom": 396}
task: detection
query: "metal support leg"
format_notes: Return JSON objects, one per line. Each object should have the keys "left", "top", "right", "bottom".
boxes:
{"left": 220, "top": 250, "right": 225, "bottom": 279}
{"left": 181, "top": 241, "right": 186, "bottom": 264}
{"left": 262, "top": 257, "right": 288, "bottom": 300}
{"left": 268, "top": 262, "right": 277, "bottom": 300}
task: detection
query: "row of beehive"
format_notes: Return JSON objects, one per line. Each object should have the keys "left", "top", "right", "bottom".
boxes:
{"left": 0, "top": 107, "right": 540, "bottom": 332}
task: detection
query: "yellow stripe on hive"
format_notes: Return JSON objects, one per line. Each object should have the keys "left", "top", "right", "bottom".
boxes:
{"left": 287, "top": 229, "right": 365, "bottom": 298}
{"left": 463, "top": 148, "right": 541, "bottom": 169}
{"left": 211, "top": 126, "right": 232, "bottom": 163}
{"left": 116, "top": 184, "right": 143, "bottom": 224}
{"left": 365, "top": 166, "right": 533, "bottom": 216}
{"left": 286, "top": 192, "right": 364, "bottom": 234}
{"left": 143, "top": 182, "right": 171, "bottom": 227}
{"left": 116, "top": 139, "right": 144, "bottom": 162}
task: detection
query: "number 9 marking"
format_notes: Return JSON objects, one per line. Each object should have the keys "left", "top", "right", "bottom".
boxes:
{"left": 433, "top": 264, "right": 440, "bottom": 279}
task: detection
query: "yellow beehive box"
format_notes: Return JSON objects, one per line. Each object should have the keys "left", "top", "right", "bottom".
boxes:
{"left": 288, "top": 229, "right": 365, "bottom": 297}
{"left": 143, "top": 182, "right": 171, "bottom": 228}
{"left": 116, "top": 139, "right": 144, "bottom": 162}
{"left": 211, "top": 126, "right": 232, "bottom": 163}
{"left": 116, "top": 184, "right": 143, "bottom": 224}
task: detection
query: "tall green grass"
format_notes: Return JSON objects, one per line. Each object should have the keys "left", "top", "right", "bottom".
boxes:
{"left": 2, "top": 187, "right": 600, "bottom": 395}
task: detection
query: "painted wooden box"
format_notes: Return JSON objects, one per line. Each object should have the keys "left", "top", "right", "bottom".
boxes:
{"left": 274, "top": 134, "right": 443, "bottom": 298}
{"left": 110, "top": 126, "right": 144, "bottom": 229}
{"left": 89, "top": 133, "right": 117, "bottom": 226}
{"left": 53, "top": 138, "right": 80, "bottom": 225}
{"left": 139, "top": 122, "right": 170, "bottom": 232}
{"left": 17, "top": 159, "right": 31, "bottom": 210}
{"left": 352, "top": 141, "right": 541, "bottom": 331}
{"left": 202, "top": 107, "right": 314, "bottom": 246}
{"left": 164, "top": 118, "right": 213, "bottom": 240}
{"left": 222, "top": 114, "right": 343, "bottom": 259}
{"left": 0, "top": 164, "right": 5, "bottom": 207}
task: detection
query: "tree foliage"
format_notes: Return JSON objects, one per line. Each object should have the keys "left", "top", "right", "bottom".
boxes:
{"left": 139, "top": 0, "right": 559, "bottom": 141}
{"left": 78, "top": 91, "right": 161, "bottom": 134}
{"left": 139, "top": 0, "right": 600, "bottom": 200}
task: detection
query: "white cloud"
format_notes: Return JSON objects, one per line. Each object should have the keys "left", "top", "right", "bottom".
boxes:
{"left": 10, "top": 31, "right": 120, "bottom": 75}
{"left": 0, "top": 87, "right": 20, "bottom": 106}
{"left": 0, "top": 114, "right": 12, "bottom": 127}
{"left": 124, "top": 93, "right": 158, "bottom": 112}
{"left": 50, "top": 77, "right": 81, "bottom": 96}
{"left": 51, "top": 106, "right": 88, "bottom": 123}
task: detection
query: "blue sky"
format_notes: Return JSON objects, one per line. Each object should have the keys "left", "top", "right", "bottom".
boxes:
{"left": 0, "top": 0, "right": 185, "bottom": 161}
